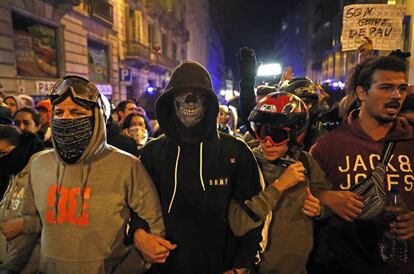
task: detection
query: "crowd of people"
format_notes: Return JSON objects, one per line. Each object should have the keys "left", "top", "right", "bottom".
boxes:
{"left": 0, "top": 38, "right": 413, "bottom": 274}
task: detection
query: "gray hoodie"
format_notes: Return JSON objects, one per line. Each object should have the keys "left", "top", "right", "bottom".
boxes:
{"left": 21, "top": 102, "right": 164, "bottom": 274}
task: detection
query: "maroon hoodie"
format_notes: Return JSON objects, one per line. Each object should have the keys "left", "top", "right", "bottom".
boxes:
{"left": 310, "top": 109, "right": 414, "bottom": 274}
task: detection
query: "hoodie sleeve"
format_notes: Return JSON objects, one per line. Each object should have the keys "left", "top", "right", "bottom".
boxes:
{"left": 228, "top": 183, "right": 282, "bottom": 236}
{"left": 21, "top": 165, "right": 41, "bottom": 234}
{"left": 307, "top": 152, "right": 332, "bottom": 197}
{"left": 127, "top": 158, "right": 165, "bottom": 237}
{"left": 2, "top": 164, "right": 42, "bottom": 273}
{"left": 228, "top": 140, "right": 265, "bottom": 269}
{"left": 306, "top": 152, "right": 333, "bottom": 219}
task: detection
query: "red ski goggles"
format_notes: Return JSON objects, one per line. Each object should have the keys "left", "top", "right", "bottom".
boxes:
{"left": 254, "top": 125, "right": 291, "bottom": 146}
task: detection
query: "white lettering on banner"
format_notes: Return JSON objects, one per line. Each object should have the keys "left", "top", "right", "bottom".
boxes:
{"left": 36, "top": 81, "right": 56, "bottom": 95}
{"left": 337, "top": 153, "right": 413, "bottom": 191}
{"left": 341, "top": 4, "right": 406, "bottom": 51}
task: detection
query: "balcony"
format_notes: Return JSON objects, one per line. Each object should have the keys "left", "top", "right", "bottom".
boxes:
{"left": 125, "top": 40, "right": 151, "bottom": 65}
{"left": 150, "top": 52, "right": 179, "bottom": 70}
{"left": 89, "top": 0, "right": 113, "bottom": 25}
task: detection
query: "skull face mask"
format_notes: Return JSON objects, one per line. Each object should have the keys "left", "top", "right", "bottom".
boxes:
{"left": 174, "top": 91, "right": 206, "bottom": 128}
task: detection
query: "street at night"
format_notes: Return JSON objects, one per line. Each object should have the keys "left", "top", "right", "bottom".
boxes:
{"left": 0, "top": 0, "right": 413, "bottom": 273}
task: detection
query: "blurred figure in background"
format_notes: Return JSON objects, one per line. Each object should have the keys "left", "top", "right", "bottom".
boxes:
{"left": 17, "top": 95, "right": 35, "bottom": 108}
{"left": 116, "top": 99, "right": 138, "bottom": 126}
{"left": 0, "top": 125, "right": 44, "bottom": 274}
{"left": 3, "top": 96, "right": 24, "bottom": 116}
{"left": 13, "top": 107, "right": 41, "bottom": 136}
{"left": 121, "top": 112, "right": 152, "bottom": 150}
{"left": 35, "top": 99, "right": 52, "bottom": 143}
{"left": 0, "top": 105, "right": 13, "bottom": 126}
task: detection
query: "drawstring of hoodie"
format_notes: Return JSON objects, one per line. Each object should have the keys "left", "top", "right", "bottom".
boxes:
{"left": 54, "top": 163, "right": 65, "bottom": 224}
{"left": 79, "top": 160, "right": 92, "bottom": 217}
{"left": 168, "top": 146, "right": 181, "bottom": 213}
{"left": 199, "top": 142, "right": 205, "bottom": 191}
{"left": 168, "top": 142, "right": 206, "bottom": 214}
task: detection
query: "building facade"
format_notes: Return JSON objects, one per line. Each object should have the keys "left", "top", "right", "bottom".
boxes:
{"left": 0, "top": 0, "right": 225, "bottom": 106}
{"left": 185, "top": 0, "right": 226, "bottom": 94}
{"left": 0, "top": 0, "right": 122, "bottom": 102}
{"left": 274, "top": 0, "right": 414, "bottom": 86}
{"left": 121, "top": 0, "right": 189, "bottom": 103}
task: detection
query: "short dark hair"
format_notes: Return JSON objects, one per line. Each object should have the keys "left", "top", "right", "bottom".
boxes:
{"left": 0, "top": 124, "right": 21, "bottom": 146}
{"left": 353, "top": 56, "right": 407, "bottom": 92}
{"left": 122, "top": 112, "right": 153, "bottom": 137}
{"left": 14, "top": 107, "right": 41, "bottom": 127}
{"left": 116, "top": 100, "right": 136, "bottom": 113}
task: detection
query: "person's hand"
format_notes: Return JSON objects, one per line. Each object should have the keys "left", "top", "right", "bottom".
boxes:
{"left": 135, "top": 106, "right": 146, "bottom": 116}
{"left": 0, "top": 217, "right": 24, "bottom": 240}
{"left": 238, "top": 47, "right": 257, "bottom": 83}
{"left": 319, "top": 190, "right": 363, "bottom": 222}
{"left": 134, "top": 229, "right": 177, "bottom": 263}
{"left": 302, "top": 187, "right": 321, "bottom": 217}
{"left": 392, "top": 211, "right": 414, "bottom": 240}
{"left": 122, "top": 128, "right": 131, "bottom": 137}
{"left": 281, "top": 66, "right": 294, "bottom": 82}
{"left": 357, "top": 36, "right": 374, "bottom": 63}
{"left": 273, "top": 162, "right": 305, "bottom": 192}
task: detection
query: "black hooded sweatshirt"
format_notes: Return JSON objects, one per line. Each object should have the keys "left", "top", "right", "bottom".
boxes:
{"left": 131, "top": 61, "right": 263, "bottom": 273}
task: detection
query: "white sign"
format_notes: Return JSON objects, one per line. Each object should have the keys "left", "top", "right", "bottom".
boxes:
{"left": 96, "top": 84, "right": 113, "bottom": 96}
{"left": 341, "top": 4, "right": 406, "bottom": 51}
{"left": 36, "top": 81, "right": 56, "bottom": 95}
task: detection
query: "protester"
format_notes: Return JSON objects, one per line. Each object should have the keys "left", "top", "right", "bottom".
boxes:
{"left": 17, "top": 95, "right": 35, "bottom": 108}
{"left": 129, "top": 61, "right": 264, "bottom": 274}
{"left": 17, "top": 75, "right": 166, "bottom": 274}
{"left": 0, "top": 125, "right": 44, "bottom": 273}
{"left": 310, "top": 56, "right": 414, "bottom": 274}
{"left": 13, "top": 107, "right": 41, "bottom": 136}
{"left": 121, "top": 112, "right": 152, "bottom": 149}
{"left": 3, "top": 96, "right": 24, "bottom": 116}
{"left": 35, "top": 99, "right": 52, "bottom": 143}
{"left": 228, "top": 91, "right": 331, "bottom": 274}
{"left": 116, "top": 100, "right": 138, "bottom": 126}
{"left": 0, "top": 105, "right": 13, "bottom": 126}
{"left": 106, "top": 115, "right": 139, "bottom": 157}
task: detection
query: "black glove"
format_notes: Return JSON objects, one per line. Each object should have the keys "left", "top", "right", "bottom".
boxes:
{"left": 237, "top": 47, "right": 257, "bottom": 83}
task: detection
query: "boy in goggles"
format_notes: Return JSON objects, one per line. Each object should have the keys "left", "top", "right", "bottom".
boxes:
{"left": 228, "top": 91, "right": 331, "bottom": 274}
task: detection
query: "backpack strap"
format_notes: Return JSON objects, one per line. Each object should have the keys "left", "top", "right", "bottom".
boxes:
{"left": 298, "top": 151, "right": 311, "bottom": 179}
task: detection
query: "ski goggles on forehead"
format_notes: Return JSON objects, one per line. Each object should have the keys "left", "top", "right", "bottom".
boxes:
{"left": 255, "top": 124, "right": 291, "bottom": 146}
{"left": 48, "top": 76, "right": 100, "bottom": 105}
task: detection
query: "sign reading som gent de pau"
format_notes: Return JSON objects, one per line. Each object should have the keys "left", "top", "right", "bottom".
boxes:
{"left": 341, "top": 4, "right": 406, "bottom": 51}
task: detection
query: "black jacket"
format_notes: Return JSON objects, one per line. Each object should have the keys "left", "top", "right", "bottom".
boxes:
{"left": 131, "top": 61, "right": 263, "bottom": 274}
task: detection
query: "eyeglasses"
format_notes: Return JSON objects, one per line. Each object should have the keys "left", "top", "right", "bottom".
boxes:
{"left": 48, "top": 76, "right": 100, "bottom": 105}
{"left": 255, "top": 124, "right": 291, "bottom": 146}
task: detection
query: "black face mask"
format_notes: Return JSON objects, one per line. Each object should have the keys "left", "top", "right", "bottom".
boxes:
{"left": 52, "top": 117, "right": 94, "bottom": 164}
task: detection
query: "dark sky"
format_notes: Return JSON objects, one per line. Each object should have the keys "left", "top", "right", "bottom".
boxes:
{"left": 209, "top": 0, "right": 299, "bottom": 75}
